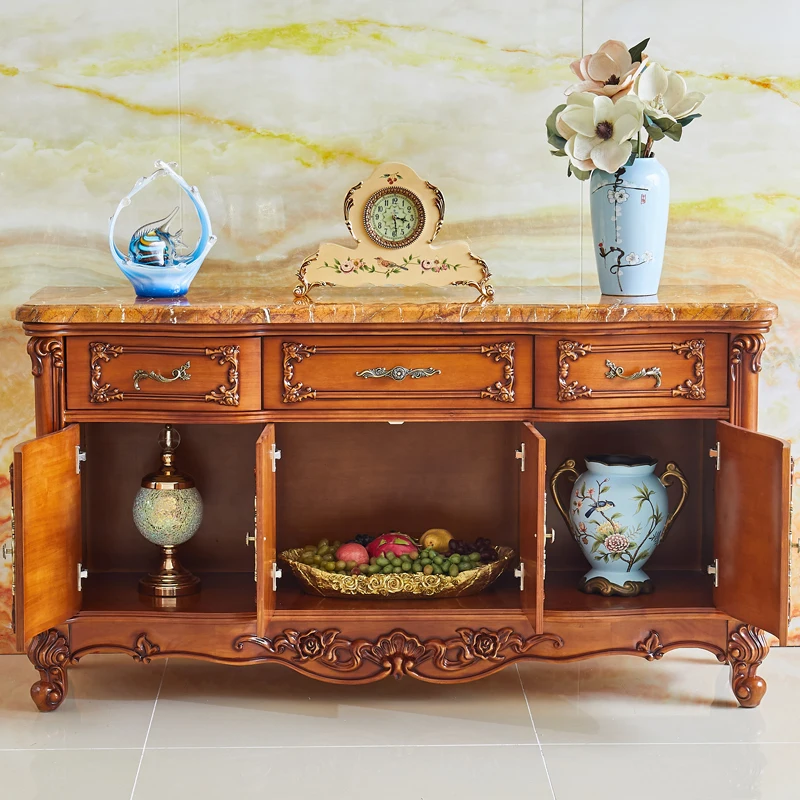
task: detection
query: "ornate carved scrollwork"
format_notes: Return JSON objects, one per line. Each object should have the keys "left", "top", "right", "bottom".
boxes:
{"left": 671, "top": 339, "right": 706, "bottom": 399}
{"left": 557, "top": 340, "right": 593, "bottom": 401}
{"left": 27, "top": 629, "right": 71, "bottom": 712}
{"left": 294, "top": 252, "right": 334, "bottom": 299}
{"left": 634, "top": 630, "right": 726, "bottom": 663}
{"left": 204, "top": 345, "right": 240, "bottom": 406}
{"left": 425, "top": 180, "right": 446, "bottom": 243}
{"left": 480, "top": 342, "right": 515, "bottom": 402}
{"left": 727, "top": 624, "right": 769, "bottom": 708}
{"left": 343, "top": 181, "right": 363, "bottom": 243}
{"left": 730, "top": 334, "right": 765, "bottom": 379}
{"left": 282, "top": 342, "right": 318, "bottom": 403}
{"left": 27, "top": 338, "right": 64, "bottom": 377}
{"left": 234, "top": 627, "right": 564, "bottom": 682}
{"left": 89, "top": 341, "right": 124, "bottom": 402}
{"left": 451, "top": 252, "right": 495, "bottom": 300}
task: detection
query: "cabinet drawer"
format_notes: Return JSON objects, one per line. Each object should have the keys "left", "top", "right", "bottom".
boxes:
{"left": 264, "top": 336, "right": 532, "bottom": 409}
{"left": 65, "top": 337, "right": 261, "bottom": 411}
{"left": 535, "top": 334, "right": 727, "bottom": 408}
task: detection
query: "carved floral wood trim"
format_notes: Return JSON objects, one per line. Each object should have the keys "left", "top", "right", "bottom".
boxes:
{"left": 730, "top": 334, "right": 765, "bottom": 379}
{"left": 282, "top": 341, "right": 515, "bottom": 404}
{"left": 27, "top": 629, "right": 71, "bottom": 712}
{"left": 88, "top": 342, "right": 240, "bottom": 405}
{"left": 282, "top": 342, "right": 318, "bottom": 404}
{"left": 556, "top": 338, "right": 706, "bottom": 401}
{"left": 727, "top": 624, "right": 769, "bottom": 708}
{"left": 27, "top": 338, "right": 64, "bottom": 377}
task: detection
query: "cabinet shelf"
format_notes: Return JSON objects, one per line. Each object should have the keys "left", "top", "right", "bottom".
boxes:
{"left": 79, "top": 572, "right": 256, "bottom": 617}
{"left": 544, "top": 570, "right": 716, "bottom": 615}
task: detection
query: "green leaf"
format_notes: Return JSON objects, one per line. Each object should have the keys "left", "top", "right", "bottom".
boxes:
{"left": 634, "top": 498, "right": 646, "bottom": 515}
{"left": 634, "top": 550, "right": 650, "bottom": 565}
{"left": 571, "top": 165, "right": 592, "bottom": 181}
{"left": 551, "top": 149, "right": 567, "bottom": 157}
{"left": 650, "top": 114, "right": 683, "bottom": 142}
{"left": 678, "top": 113, "right": 702, "bottom": 127}
{"left": 600, "top": 484, "right": 611, "bottom": 494}
{"left": 609, "top": 512, "right": 623, "bottom": 521}
{"left": 546, "top": 104, "right": 567, "bottom": 151}
{"left": 643, "top": 115, "right": 666, "bottom": 141}
{"left": 628, "top": 37, "right": 650, "bottom": 64}
{"left": 580, "top": 481, "right": 586, "bottom": 496}
{"left": 591, "top": 539, "right": 603, "bottom": 553}
{"left": 334, "top": 258, "right": 341, "bottom": 266}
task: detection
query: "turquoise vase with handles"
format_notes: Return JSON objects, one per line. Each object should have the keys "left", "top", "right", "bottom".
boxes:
{"left": 551, "top": 455, "right": 688, "bottom": 596}
{"left": 590, "top": 157, "right": 669, "bottom": 297}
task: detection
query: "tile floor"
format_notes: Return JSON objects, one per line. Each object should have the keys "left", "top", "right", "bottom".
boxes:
{"left": 1, "top": 648, "right": 799, "bottom": 799}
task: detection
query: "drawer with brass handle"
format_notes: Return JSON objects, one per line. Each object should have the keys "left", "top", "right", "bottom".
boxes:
{"left": 263, "top": 335, "right": 533, "bottom": 409}
{"left": 534, "top": 334, "right": 727, "bottom": 409}
{"left": 65, "top": 336, "right": 262, "bottom": 412}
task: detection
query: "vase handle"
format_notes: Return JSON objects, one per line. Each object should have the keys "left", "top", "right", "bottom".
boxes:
{"left": 550, "top": 459, "right": 579, "bottom": 536}
{"left": 659, "top": 461, "right": 689, "bottom": 543}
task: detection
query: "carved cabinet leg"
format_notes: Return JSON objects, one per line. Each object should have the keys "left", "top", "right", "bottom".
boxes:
{"left": 727, "top": 624, "right": 769, "bottom": 708}
{"left": 27, "top": 629, "right": 71, "bottom": 712}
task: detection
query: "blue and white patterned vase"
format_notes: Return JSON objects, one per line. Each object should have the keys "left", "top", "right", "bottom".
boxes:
{"left": 590, "top": 157, "right": 669, "bottom": 297}
{"left": 551, "top": 455, "right": 688, "bottom": 596}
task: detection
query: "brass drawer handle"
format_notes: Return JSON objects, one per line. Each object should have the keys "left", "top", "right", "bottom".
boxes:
{"left": 355, "top": 366, "right": 441, "bottom": 381}
{"left": 133, "top": 360, "right": 191, "bottom": 390}
{"left": 604, "top": 359, "right": 662, "bottom": 388}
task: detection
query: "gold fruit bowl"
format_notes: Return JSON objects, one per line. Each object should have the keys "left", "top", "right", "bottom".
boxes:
{"left": 279, "top": 546, "right": 515, "bottom": 600}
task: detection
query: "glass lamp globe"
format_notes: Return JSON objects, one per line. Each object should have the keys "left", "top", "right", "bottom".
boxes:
{"left": 133, "top": 425, "right": 203, "bottom": 596}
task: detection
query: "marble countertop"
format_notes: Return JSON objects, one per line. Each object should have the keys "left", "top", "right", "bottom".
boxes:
{"left": 14, "top": 285, "right": 777, "bottom": 325}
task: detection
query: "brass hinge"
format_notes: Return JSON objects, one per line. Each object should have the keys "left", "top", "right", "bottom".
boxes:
{"left": 707, "top": 558, "right": 719, "bottom": 588}
{"left": 75, "top": 446, "right": 87, "bottom": 474}
{"left": 514, "top": 562, "right": 525, "bottom": 591}
{"left": 709, "top": 443, "right": 720, "bottom": 471}
{"left": 77, "top": 562, "right": 88, "bottom": 591}
{"left": 270, "top": 443, "right": 281, "bottom": 473}
{"left": 515, "top": 443, "right": 526, "bottom": 472}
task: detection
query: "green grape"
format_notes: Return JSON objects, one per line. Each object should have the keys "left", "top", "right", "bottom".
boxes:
{"left": 384, "top": 550, "right": 396, "bottom": 561}
{"left": 423, "top": 564, "right": 434, "bottom": 575}
{"left": 317, "top": 538, "right": 329, "bottom": 549}
{"left": 369, "top": 564, "right": 381, "bottom": 574}
{"left": 392, "top": 566, "right": 402, "bottom": 574}
{"left": 345, "top": 560, "right": 357, "bottom": 570}
{"left": 412, "top": 562, "right": 423, "bottom": 573}
{"left": 382, "top": 565, "right": 393, "bottom": 574}
{"left": 336, "top": 560, "right": 346, "bottom": 570}
{"left": 433, "top": 556, "right": 443, "bottom": 566}
{"left": 376, "top": 557, "right": 389, "bottom": 567}
{"left": 449, "top": 564, "right": 459, "bottom": 577}
{"left": 391, "top": 558, "right": 402, "bottom": 567}
{"left": 432, "top": 564, "right": 443, "bottom": 575}
{"left": 325, "top": 561, "right": 337, "bottom": 571}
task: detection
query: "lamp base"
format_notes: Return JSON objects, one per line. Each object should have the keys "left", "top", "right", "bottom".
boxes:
{"left": 138, "top": 545, "right": 201, "bottom": 597}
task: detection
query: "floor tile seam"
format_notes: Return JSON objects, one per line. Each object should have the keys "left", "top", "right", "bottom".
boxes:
{"left": 130, "top": 657, "right": 168, "bottom": 800}
{"left": 538, "top": 741, "right": 800, "bottom": 747}
{"left": 516, "top": 664, "right": 557, "bottom": 800}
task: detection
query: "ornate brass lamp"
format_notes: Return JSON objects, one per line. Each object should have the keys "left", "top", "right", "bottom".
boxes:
{"left": 133, "top": 425, "right": 202, "bottom": 596}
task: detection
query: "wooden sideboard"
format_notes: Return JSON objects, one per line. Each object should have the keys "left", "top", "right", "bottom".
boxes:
{"left": 7, "top": 285, "right": 793, "bottom": 712}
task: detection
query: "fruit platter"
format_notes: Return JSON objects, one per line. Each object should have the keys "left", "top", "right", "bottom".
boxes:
{"left": 279, "top": 529, "right": 514, "bottom": 599}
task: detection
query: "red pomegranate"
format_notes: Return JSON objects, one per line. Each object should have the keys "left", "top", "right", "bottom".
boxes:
{"left": 334, "top": 543, "right": 369, "bottom": 565}
{"left": 366, "top": 533, "right": 418, "bottom": 559}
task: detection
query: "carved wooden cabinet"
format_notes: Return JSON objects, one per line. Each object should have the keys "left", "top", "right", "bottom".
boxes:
{"left": 7, "top": 286, "right": 793, "bottom": 711}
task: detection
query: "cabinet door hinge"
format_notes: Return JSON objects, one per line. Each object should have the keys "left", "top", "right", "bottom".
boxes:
{"left": 271, "top": 561, "right": 282, "bottom": 592}
{"left": 514, "top": 562, "right": 524, "bottom": 591}
{"left": 707, "top": 558, "right": 719, "bottom": 588}
{"left": 709, "top": 443, "right": 720, "bottom": 471}
{"left": 270, "top": 443, "right": 282, "bottom": 473}
{"left": 77, "top": 563, "right": 88, "bottom": 591}
{"left": 76, "top": 446, "right": 87, "bottom": 474}
{"left": 515, "top": 443, "right": 526, "bottom": 472}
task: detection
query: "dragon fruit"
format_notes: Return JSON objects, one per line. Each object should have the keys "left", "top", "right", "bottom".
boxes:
{"left": 366, "top": 532, "right": 418, "bottom": 560}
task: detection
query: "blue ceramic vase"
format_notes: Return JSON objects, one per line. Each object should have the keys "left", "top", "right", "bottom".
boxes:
{"left": 551, "top": 455, "right": 688, "bottom": 596}
{"left": 590, "top": 157, "right": 669, "bottom": 296}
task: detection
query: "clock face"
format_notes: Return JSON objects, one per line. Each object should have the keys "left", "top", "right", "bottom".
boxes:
{"left": 363, "top": 187, "right": 425, "bottom": 249}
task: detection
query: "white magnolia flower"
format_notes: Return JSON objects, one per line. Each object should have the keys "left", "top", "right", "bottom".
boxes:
{"left": 635, "top": 62, "right": 704, "bottom": 120}
{"left": 559, "top": 94, "right": 644, "bottom": 173}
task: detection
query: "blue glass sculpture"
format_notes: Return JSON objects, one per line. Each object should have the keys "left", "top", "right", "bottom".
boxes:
{"left": 109, "top": 161, "right": 217, "bottom": 298}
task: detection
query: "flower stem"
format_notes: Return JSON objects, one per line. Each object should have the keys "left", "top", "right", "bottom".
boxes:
{"left": 643, "top": 135, "right": 655, "bottom": 158}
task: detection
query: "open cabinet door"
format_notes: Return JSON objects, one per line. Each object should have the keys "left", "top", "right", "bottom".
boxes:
{"left": 714, "top": 421, "right": 791, "bottom": 644}
{"left": 12, "top": 425, "right": 82, "bottom": 650}
{"left": 256, "top": 424, "right": 278, "bottom": 636}
{"left": 518, "top": 422, "right": 545, "bottom": 632}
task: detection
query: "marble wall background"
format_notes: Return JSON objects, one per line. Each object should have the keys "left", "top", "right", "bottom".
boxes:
{"left": 1, "top": 0, "right": 798, "bottom": 649}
